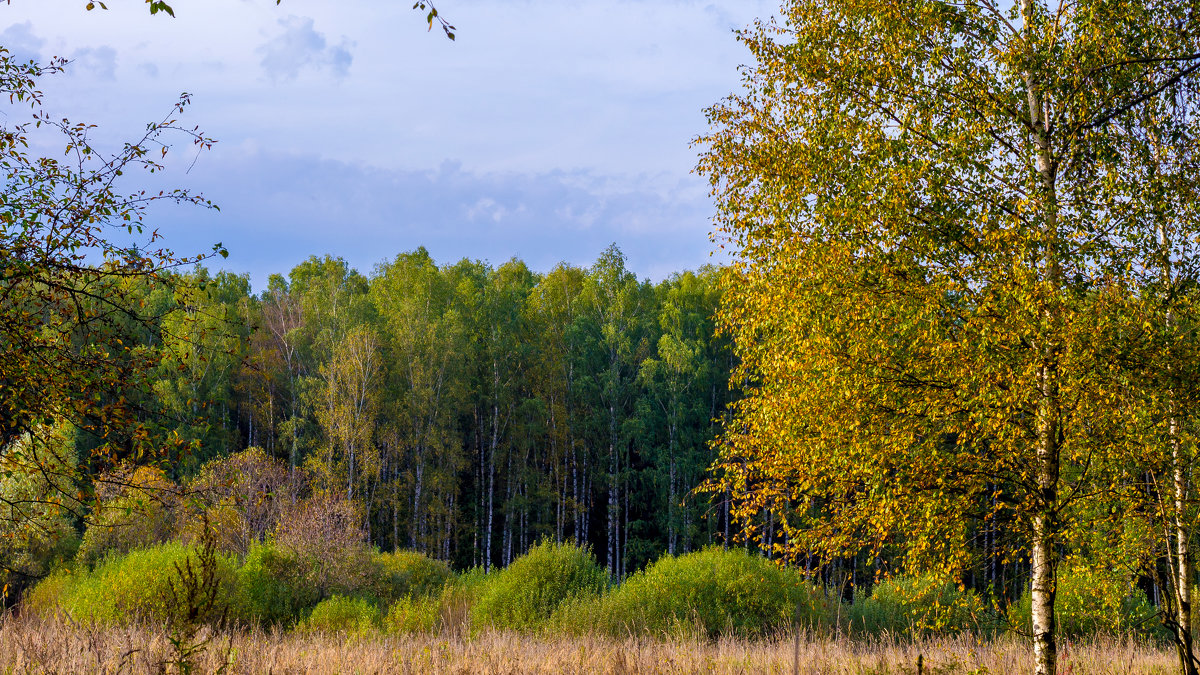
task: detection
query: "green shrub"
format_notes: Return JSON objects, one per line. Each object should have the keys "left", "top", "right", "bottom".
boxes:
{"left": 22, "top": 568, "right": 76, "bottom": 617}
{"left": 382, "top": 594, "right": 442, "bottom": 634}
{"left": 2, "top": 523, "right": 79, "bottom": 604}
{"left": 303, "top": 595, "right": 380, "bottom": 633}
{"left": 229, "top": 541, "right": 317, "bottom": 626}
{"left": 472, "top": 540, "right": 606, "bottom": 632}
{"left": 850, "top": 572, "right": 991, "bottom": 636}
{"left": 25, "top": 542, "right": 238, "bottom": 625}
{"left": 370, "top": 550, "right": 453, "bottom": 602}
{"left": 557, "top": 546, "right": 831, "bottom": 639}
{"left": 438, "top": 567, "right": 487, "bottom": 636}
{"left": 1007, "top": 565, "right": 1160, "bottom": 638}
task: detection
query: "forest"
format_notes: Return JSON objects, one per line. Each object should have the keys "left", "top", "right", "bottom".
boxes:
{"left": 12, "top": 1, "right": 1200, "bottom": 674}
{"left": 5, "top": 246, "right": 733, "bottom": 578}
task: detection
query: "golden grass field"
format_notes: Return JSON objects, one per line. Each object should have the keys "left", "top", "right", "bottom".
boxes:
{"left": 0, "top": 614, "right": 1180, "bottom": 674}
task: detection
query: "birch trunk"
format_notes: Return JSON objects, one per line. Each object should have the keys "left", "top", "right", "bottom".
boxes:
{"left": 1021, "top": 4, "right": 1061, "bottom": 671}
{"left": 1172, "top": 416, "right": 1198, "bottom": 675}
{"left": 1158, "top": 204, "right": 1197, "bottom": 675}
{"left": 1030, "top": 510, "right": 1058, "bottom": 675}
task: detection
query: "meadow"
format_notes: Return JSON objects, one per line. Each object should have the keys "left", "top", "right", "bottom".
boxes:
{"left": 8, "top": 538, "right": 1183, "bottom": 674}
{"left": 0, "top": 615, "right": 1177, "bottom": 674}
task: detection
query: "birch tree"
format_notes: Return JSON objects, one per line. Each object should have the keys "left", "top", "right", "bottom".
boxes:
{"left": 312, "top": 325, "right": 382, "bottom": 503}
{"left": 699, "top": 3, "right": 1200, "bottom": 674}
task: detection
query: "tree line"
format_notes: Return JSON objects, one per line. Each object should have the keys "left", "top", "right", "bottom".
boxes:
{"left": 83, "top": 246, "right": 734, "bottom": 576}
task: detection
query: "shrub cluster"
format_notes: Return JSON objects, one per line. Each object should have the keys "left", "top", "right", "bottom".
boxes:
{"left": 371, "top": 550, "right": 453, "bottom": 603}
{"left": 77, "top": 466, "right": 181, "bottom": 564}
{"left": 17, "top": 440, "right": 1171, "bottom": 643}
{"left": 1006, "top": 565, "right": 1161, "bottom": 639}
{"left": 554, "top": 546, "right": 831, "bottom": 639}
{"left": 0, "top": 427, "right": 81, "bottom": 603}
{"left": 471, "top": 540, "right": 607, "bottom": 631}
{"left": 849, "top": 573, "right": 990, "bottom": 636}
{"left": 177, "top": 447, "right": 296, "bottom": 556}
{"left": 24, "top": 542, "right": 239, "bottom": 625}
{"left": 304, "top": 595, "right": 381, "bottom": 633}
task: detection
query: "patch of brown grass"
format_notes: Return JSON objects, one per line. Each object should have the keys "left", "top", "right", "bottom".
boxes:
{"left": 0, "top": 613, "right": 1177, "bottom": 674}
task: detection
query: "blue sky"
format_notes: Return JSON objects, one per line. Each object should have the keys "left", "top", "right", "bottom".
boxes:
{"left": 3, "top": 0, "right": 775, "bottom": 290}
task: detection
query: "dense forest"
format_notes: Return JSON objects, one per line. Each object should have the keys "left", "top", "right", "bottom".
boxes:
{"left": 54, "top": 245, "right": 733, "bottom": 577}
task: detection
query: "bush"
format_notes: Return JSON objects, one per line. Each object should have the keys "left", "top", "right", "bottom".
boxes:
{"left": 303, "top": 595, "right": 380, "bottom": 633}
{"left": 439, "top": 567, "right": 487, "bottom": 636}
{"left": 22, "top": 568, "right": 75, "bottom": 617}
{"left": 382, "top": 594, "right": 442, "bottom": 634}
{"left": 850, "top": 572, "right": 991, "bottom": 636}
{"left": 472, "top": 540, "right": 607, "bottom": 632}
{"left": 556, "top": 546, "right": 831, "bottom": 639}
{"left": 1007, "top": 565, "right": 1160, "bottom": 638}
{"left": 370, "top": 550, "right": 453, "bottom": 603}
{"left": 176, "top": 497, "right": 247, "bottom": 556}
{"left": 25, "top": 542, "right": 238, "bottom": 625}
{"left": 181, "top": 447, "right": 294, "bottom": 555}
{"left": 0, "top": 513, "right": 79, "bottom": 605}
{"left": 272, "top": 493, "right": 373, "bottom": 600}
{"left": 229, "top": 541, "right": 316, "bottom": 626}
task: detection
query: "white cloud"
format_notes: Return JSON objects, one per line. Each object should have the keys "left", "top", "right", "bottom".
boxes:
{"left": 1, "top": 22, "right": 44, "bottom": 63}
{"left": 69, "top": 46, "right": 118, "bottom": 81}
{"left": 257, "top": 16, "right": 354, "bottom": 81}
{"left": 150, "top": 149, "right": 718, "bottom": 290}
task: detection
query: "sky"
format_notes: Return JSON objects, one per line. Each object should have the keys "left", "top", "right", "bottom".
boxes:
{"left": 2, "top": 0, "right": 776, "bottom": 291}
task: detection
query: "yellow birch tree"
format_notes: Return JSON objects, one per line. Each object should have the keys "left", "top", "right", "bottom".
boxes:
{"left": 698, "top": 3, "right": 1200, "bottom": 674}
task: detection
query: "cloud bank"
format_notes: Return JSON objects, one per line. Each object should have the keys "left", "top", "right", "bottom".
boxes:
{"left": 150, "top": 149, "right": 722, "bottom": 289}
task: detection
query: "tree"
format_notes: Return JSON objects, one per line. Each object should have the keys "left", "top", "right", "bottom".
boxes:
{"left": 153, "top": 268, "right": 251, "bottom": 470}
{"left": 1117, "top": 101, "right": 1200, "bottom": 674}
{"left": 370, "top": 248, "right": 468, "bottom": 555}
{"left": 311, "top": 325, "right": 383, "bottom": 503}
{"left": 585, "top": 245, "right": 650, "bottom": 578}
{"left": 698, "top": 3, "right": 1200, "bottom": 674}
{"left": 0, "top": 49, "right": 224, "bottom": 519}
{"left": 527, "top": 264, "right": 590, "bottom": 550}
{"left": 639, "top": 269, "right": 723, "bottom": 557}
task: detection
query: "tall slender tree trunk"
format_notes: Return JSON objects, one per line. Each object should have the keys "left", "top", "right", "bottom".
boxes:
{"left": 1023, "top": 6, "right": 1061, "bottom": 670}
{"left": 486, "top": 424, "right": 495, "bottom": 572}
{"left": 347, "top": 442, "right": 355, "bottom": 501}
{"left": 411, "top": 446, "right": 424, "bottom": 550}
{"left": 620, "top": 467, "right": 628, "bottom": 579}
{"left": 445, "top": 491, "right": 455, "bottom": 561}
{"left": 576, "top": 449, "right": 585, "bottom": 542}
{"left": 1171, "top": 415, "right": 1198, "bottom": 674}
{"left": 572, "top": 443, "right": 580, "bottom": 545}
{"left": 1030, "top": 508, "right": 1058, "bottom": 675}
{"left": 1157, "top": 207, "right": 1198, "bottom": 675}
{"left": 503, "top": 466, "right": 514, "bottom": 567}
{"left": 392, "top": 463, "right": 399, "bottom": 551}
{"left": 668, "top": 415, "right": 677, "bottom": 556}
{"left": 723, "top": 490, "right": 730, "bottom": 548}
{"left": 550, "top": 398, "right": 564, "bottom": 543}
{"left": 608, "top": 400, "right": 618, "bottom": 576}
{"left": 487, "top": 356, "right": 502, "bottom": 568}
{"left": 475, "top": 406, "right": 484, "bottom": 569}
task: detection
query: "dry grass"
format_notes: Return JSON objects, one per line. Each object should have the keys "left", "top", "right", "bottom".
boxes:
{"left": 0, "top": 613, "right": 1178, "bottom": 674}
